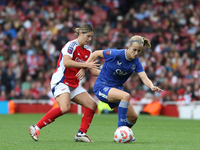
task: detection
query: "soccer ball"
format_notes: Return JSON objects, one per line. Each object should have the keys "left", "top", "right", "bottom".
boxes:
{"left": 114, "top": 126, "right": 134, "bottom": 143}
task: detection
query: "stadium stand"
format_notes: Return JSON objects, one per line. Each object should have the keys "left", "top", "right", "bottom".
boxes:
{"left": 0, "top": 0, "right": 200, "bottom": 112}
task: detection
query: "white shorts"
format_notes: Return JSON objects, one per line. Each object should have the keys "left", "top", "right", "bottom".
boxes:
{"left": 51, "top": 82, "right": 86, "bottom": 99}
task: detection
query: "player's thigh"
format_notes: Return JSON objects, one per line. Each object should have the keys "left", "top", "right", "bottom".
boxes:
{"left": 56, "top": 92, "right": 71, "bottom": 113}
{"left": 108, "top": 88, "right": 130, "bottom": 103}
{"left": 72, "top": 92, "right": 97, "bottom": 110}
{"left": 126, "top": 103, "right": 138, "bottom": 122}
{"left": 51, "top": 83, "right": 71, "bottom": 113}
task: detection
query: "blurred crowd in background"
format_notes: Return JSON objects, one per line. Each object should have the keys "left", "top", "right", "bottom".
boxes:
{"left": 0, "top": 0, "right": 200, "bottom": 105}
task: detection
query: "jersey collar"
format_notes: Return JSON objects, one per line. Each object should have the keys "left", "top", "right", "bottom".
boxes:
{"left": 125, "top": 49, "right": 133, "bottom": 61}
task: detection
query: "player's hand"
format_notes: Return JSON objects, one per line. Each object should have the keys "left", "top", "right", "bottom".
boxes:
{"left": 151, "top": 86, "right": 163, "bottom": 92}
{"left": 86, "top": 60, "right": 100, "bottom": 69}
{"left": 76, "top": 68, "right": 86, "bottom": 80}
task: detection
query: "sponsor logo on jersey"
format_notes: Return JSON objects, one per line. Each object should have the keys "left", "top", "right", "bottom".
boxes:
{"left": 75, "top": 57, "right": 86, "bottom": 62}
{"left": 114, "top": 69, "right": 128, "bottom": 76}
{"left": 117, "top": 61, "right": 122, "bottom": 66}
{"left": 105, "top": 50, "right": 112, "bottom": 55}
{"left": 98, "top": 91, "right": 108, "bottom": 99}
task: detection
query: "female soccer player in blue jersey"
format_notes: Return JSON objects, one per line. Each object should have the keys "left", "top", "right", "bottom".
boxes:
{"left": 77, "top": 35, "right": 163, "bottom": 136}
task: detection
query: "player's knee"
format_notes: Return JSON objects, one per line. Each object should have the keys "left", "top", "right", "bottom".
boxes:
{"left": 123, "top": 93, "right": 130, "bottom": 102}
{"left": 60, "top": 104, "right": 71, "bottom": 114}
{"left": 89, "top": 101, "right": 97, "bottom": 111}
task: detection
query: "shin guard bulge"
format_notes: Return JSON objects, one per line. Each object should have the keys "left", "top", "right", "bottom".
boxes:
{"left": 36, "top": 107, "right": 63, "bottom": 129}
{"left": 79, "top": 108, "right": 95, "bottom": 133}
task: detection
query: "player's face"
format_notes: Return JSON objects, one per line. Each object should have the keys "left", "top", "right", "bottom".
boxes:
{"left": 128, "top": 42, "right": 143, "bottom": 59}
{"left": 80, "top": 31, "right": 94, "bottom": 45}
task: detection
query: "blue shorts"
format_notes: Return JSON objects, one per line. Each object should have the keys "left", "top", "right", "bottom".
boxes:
{"left": 93, "top": 84, "right": 122, "bottom": 109}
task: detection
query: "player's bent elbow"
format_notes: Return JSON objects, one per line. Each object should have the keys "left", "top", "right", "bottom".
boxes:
{"left": 63, "top": 60, "right": 71, "bottom": 68}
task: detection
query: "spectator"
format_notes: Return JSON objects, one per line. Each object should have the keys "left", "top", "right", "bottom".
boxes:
{"left": 108, "top": 8, "right": 120, "bottom": 28}
{"left": 177, "top": 88, "right": 192, "bottom": 105}
{"left": 141, "top": 19, "right": 155, "bottom": 33}
{"left": 141, "top": 96, "right": 162, "bottom": 116}
{"left": 0, "top": 90, "right": 7, "bottom": 101}
{"left": 193, "top": 83, "right": 200, "bottom": 100}
{"left": 3, "top": 22, "right": 17, "bottom": 38}
{"left": 140, "top": 92, "right": 154, "bottom": 105}
{"left": 21, "top": 74, "right": 32, "bottom": 98}
{"left": 0, "top": 0, "right": 199, "bottom": 104}
{"left": 128, "top": 20, "right": 141, "bottom": 33}
{"left": 83, "top": 2, "right": 94, "bottom": 15}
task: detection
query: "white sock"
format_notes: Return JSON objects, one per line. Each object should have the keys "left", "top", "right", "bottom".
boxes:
{"left": 35, "top": 125, "right": 40, "bottom": 131}
{"left": 78, "top": 132, "right": 86, "bottom": 135}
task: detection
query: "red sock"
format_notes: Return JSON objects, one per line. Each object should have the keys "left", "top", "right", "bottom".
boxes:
{"left": 79, "top": 108, "right": 95, "bottom": 133}
{"left": 36, "top": 107, "right": 62, "bottom": 129}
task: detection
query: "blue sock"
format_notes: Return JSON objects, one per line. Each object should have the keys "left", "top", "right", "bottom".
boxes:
{"left": 126, "top": 118, "right": 135, "bottom": 128}
{"left": 118, "top": 101, "right": 129, "bottom": 127}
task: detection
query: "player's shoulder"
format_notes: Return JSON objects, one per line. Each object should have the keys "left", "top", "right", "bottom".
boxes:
{"left": 113, "top": 49, "right": 126, "bottom": 56}
{"left": 117, "top": 49, "right": 126, "bottom": 53}
{"left": 63, "top": 39, "right": 78, "bottom": 49}
{"left": 105, "top": 48, "right": 120, "bottom": 53}
{"left": 68, "top": 39, "right": 79, "bottom": 48}
{"left": 112, "top": 48, "right": 125, "bottom": 53}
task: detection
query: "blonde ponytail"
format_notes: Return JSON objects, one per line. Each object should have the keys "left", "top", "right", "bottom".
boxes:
{"left": 142, "top": 37, "right": 151, "bottom": 48}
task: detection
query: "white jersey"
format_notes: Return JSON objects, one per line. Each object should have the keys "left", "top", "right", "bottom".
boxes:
{"left": 51, "top": 39, "right": 92, "bottom": 88}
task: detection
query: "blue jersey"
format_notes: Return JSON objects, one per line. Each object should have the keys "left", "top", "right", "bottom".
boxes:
{"left": 95, "top": 49, "right": 144, "bottom": 88}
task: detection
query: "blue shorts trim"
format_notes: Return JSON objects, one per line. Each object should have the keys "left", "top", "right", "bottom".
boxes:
{"left": 93, "top": 84, "right": 122, "bottom": 109}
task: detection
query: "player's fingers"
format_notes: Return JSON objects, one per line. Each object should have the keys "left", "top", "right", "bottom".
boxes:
{"left": 156, "top": 87, "right": 163, "bottom": 92}
{"left": 77, "top": 74, "right": 83, "bottom": 80}
{"left": 95, "top": 63, "right": 101, "bottom": 66}
{"left": 77, "top": 75, "right": 83, "bottom": 80}
{"left": 76, "top": 71, "right": 81, "bottom": 77}
{"left": 93, "top": 60, "right": 99, "bottom": 63}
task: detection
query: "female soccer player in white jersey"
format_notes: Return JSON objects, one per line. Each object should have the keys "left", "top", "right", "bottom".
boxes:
{"left": 29, "top": 23, "right": 100, "bottom": 142}
{"left": 77, "top": 35, "right": 163, "bottom": 141}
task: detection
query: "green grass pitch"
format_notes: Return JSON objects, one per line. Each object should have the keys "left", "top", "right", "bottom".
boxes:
{"left": 0, "top": 113, "right": 199, "bottom": 150}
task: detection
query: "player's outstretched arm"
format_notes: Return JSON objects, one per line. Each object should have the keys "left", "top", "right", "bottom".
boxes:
{"left": 138, "top": 71, "right": 163, "bottom": 92}
{"left": 87, "top": 50, "right": 104, "bottom": 64}
{"left": 76, "top": 50, "right": 103, "bottom": 79}
{"left": 63, "top": 55, "right": 99, "bottom": 69}
{"left": 87, "top": 50, "right": 103, "bottom": 77}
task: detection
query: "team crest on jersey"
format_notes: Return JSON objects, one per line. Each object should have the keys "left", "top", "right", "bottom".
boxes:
{"left": 105, "top": 50, "right": 112, "bottom": 55}
{"left": 67, "top": 48, "right": 73, "bottom": 54}
{"left": 131, "top": 64, "right": 136, "bottom": 70}
{"left": 85, "top": 55, "right": 88, "bottom": 58}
